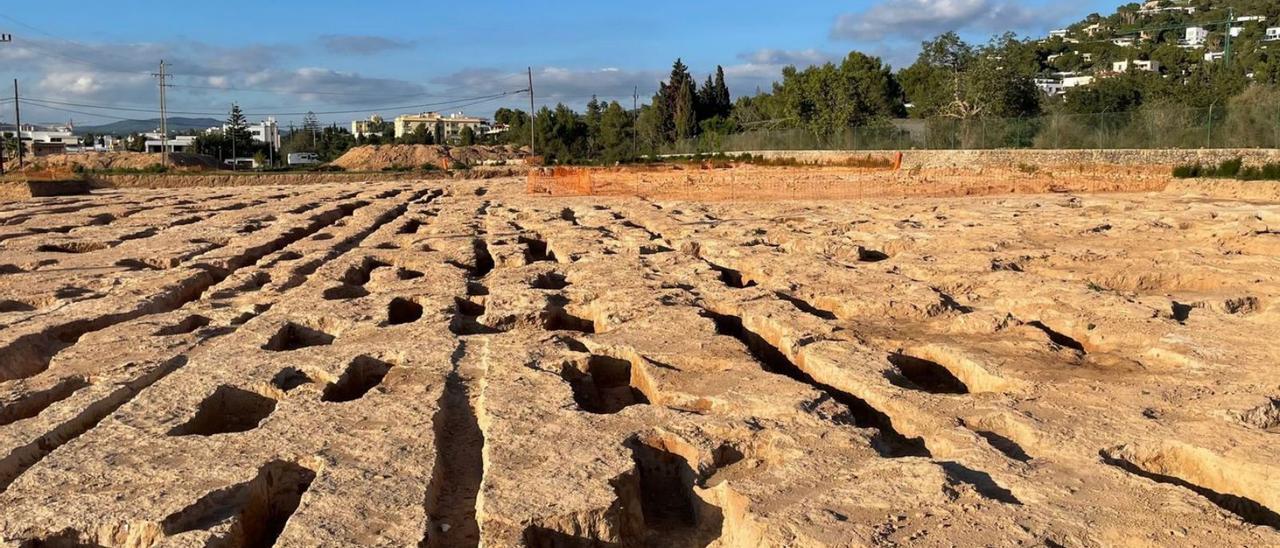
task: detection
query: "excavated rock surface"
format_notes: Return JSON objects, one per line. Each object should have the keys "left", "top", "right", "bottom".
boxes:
{"left": 0, "top": 178, "right": 1278, "bottom": 547}
{"left": 20, "top": 152, "right": 218, "bottom": 173}
{"left": 331, "top": 145, "right": 529, "bottom": 171}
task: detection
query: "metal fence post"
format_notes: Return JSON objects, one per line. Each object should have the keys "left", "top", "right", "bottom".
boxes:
{"left": 1206, "top": 101, "right": 1216, "bottom": 149}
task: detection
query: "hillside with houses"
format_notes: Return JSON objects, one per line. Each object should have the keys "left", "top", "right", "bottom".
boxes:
{"left": 1031, "top": 0, "right": 1280, "bottom": 96}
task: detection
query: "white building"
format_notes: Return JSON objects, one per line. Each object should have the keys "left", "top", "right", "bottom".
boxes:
{"left": 1204, "top": 51, "right": 1226, "bottom": 62}
{"left": 1111, "top": 37, "right": 1136, "bottom": 47}
{"left": 1267, "top": 27, "right": 1280, "bottom": 41}
{"left": 210, "top": 117, "right": 280, "bottom": 149}
{"left": 351, "top": 115, "right": 387, "bottom": 139}
{"left": 144, "top": 134, "right": 197, "bottom": 153}
{"left": 1034, "top": 78, "right": 1065, "bottom": 96}
{"left": 1112, "top": 60, "right": 1160, "bottom": 73}
{"left": 1049, "top": 29, "right": 1069, "bottom": 39}
{"left": 1062, "top": 75, "right": 1095, "bottom": 89}
{"left": 394, "top": 112, "right": 488, "bottom": 142}
{"left": 248, "top": 118, "right": 280, "bottom": 149}
{"left": 1184, "top": 27, "right": 1209, "bottom": 47}
{"left": 2, "top": 123, "right": 80, "bottom": 156}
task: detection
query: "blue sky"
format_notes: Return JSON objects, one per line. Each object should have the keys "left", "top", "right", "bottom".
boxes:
{"left": 0, "top": 0, "right": 1115, "bottom": 128}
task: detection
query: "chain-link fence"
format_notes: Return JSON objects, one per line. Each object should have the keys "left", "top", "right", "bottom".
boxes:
{"left": 662, "top": 103, "right": 1280, "bottom": 154}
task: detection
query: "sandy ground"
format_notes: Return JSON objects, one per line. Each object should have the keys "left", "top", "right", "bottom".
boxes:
{"left": 0, "top": 177, "right": 1277, "bottom": 547}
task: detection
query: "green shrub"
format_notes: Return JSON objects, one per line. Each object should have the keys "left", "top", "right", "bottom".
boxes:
{"left": 1172, "top": 164, "right": 1199, "bottom": 178}
{"left": 1216, "top": 157, "right": 1243, "bottom": 178}
{"left": 1173, "top": 159, "right": 1280, "bottom": 181}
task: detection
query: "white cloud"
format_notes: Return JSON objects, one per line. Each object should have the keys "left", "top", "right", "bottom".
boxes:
{"left": 0, "top": 36, "right": 433, "bottom": 124}
{"left": 737, "top": 49, "right": 834, "bottom": 67}
{"left": 319, "top": 35, "right": 415, "bottom": 55}
{"left": 832, "top": 0, "right": 1061, "bottom": 41}
{"left": 433, "top": 66, "right": 662, "bottom": 104}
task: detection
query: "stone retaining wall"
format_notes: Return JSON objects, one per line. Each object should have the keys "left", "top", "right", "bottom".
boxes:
{"left": 85, "top": 171, "right": 437, "bottom": 190}
{"left": 743, "top": 149, "right": 1280, "bottom": 170}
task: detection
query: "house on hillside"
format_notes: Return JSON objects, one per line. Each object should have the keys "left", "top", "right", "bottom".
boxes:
{"left": 1267, "top": 27, "right": 1280, "bottom": 41}
{"left": 1034, "top": 78, "right": 1065, "bottom": 96}
{"left": 1183, "top": 27, "right": 1209, "bottom": 47}
{"left": 1112, "top": 60, "right": 1160, "bottom": 73}
{"left": 1062, "top": 75, "right": 1095, "bottom": 90}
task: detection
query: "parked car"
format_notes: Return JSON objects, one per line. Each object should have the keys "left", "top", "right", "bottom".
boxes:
{"left": 223, "top": 157, "right": 258, "bottom": 170}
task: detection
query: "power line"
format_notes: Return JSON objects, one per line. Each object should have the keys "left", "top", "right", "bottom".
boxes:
{"left": 17, "top": 100, "right": 151, "bottom": 122}
{"left": 19, "top": 89, "right": 528, "bottom": 118}
{"left": 165, "top": 82, "right": 476, "bottom": 99}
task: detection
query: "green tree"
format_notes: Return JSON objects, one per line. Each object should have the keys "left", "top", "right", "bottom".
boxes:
{"left": 584, "top": 96, "right": 604, "bottom": 155}
{"left": 459, "top": 126, "right": 476, "bottom": 146}
{"left": 598, "top": 100, "right": 633, "bottom": 163}
{"left": 635, "top": 100, "right": 668, "bottom": 152}
{"left": 673, "top": 75, "right": 697, "bottom": 140}
{"left": 656, "top": 58, "right": 698, "bottom": 142}
{"left": 225, "top": 104, "right": 254, "bottom": 155}
{"left": 712, "top": 65, "right": 732, "bottom": 118}
{"left": 900, "top": 32, "right": 1040, "bottom": 120}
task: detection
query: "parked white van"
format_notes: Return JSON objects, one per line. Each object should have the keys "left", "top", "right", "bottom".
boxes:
{"left": 287, "top": 152, "right": 321, "bottom": 166}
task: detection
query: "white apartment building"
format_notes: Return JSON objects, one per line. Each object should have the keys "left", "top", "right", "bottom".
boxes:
{"left": 394, "top": 112, "right": 488, "bottom": 142}
{"left": 351, "top": 115, "right": 387, "bottom": 139}
{"left": 210, "top": 117, "right": 281, "bottom": 149}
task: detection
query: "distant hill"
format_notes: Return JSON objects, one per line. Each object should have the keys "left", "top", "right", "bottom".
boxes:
{"left": 75, "top": 117, "right": 222, "bottom": 136}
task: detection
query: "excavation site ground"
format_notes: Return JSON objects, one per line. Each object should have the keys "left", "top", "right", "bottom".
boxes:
{"left": 0, "top": 173, "right": 1279, "bottom": 547}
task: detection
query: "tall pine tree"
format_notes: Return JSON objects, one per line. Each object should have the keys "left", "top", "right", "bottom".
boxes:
{"left": 661, "top": 59, "right": 697, "bottom": 141}
{"left": 673, "top": 77, "right": 697, "bottom": 140}
{"left": 712, "top": 65, "right": 732, "bottom": 118}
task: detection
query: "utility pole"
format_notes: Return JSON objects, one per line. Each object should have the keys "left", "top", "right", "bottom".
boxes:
{"left": 13, "top": 79, "right": 23, "bottom": 169}
{"left": 231, "top": 103, "right": 237, "bottom": 172}
{"left": 527, "top": 67, "right": 536, "bottom": 155}
{"left": 632, "top": 86, "right": 638, "bottom": 158}
{"left": 0, "top": 35, "right": 9, "bottom": 174}
{"left": 1224, "top": 8, "right": 1234, "bottom": 67}
{"left": 152, "top": 61, "right": 170, "bottom": 168}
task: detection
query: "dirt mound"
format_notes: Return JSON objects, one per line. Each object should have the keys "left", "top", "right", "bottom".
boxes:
{"left": 331, "top": 145, "right": 528, "bottom": 171}
{"left": 21, "top": 152, "right": 217, "bottom": 173}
